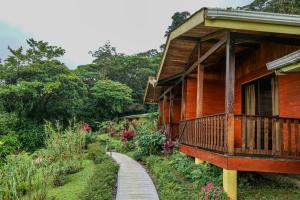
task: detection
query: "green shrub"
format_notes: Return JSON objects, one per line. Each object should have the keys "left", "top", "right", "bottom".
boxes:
{"left": 144, "top": 155, "right": 195, "bottom": 200}
{"left": 171, "top": 152, "right": 222, "bottom": 189}
{"left": 0, "top": 152, "right": 48, "bottom": 200}
{"left": 82, "top": 143, "right": 118, "bottom": 200}
{"left": 87, "top": 143, "right": 106, "bottom": 164}
{"left": 0, "top": 111, "right": 18, "bottom": 135}
{"left": 0, "top": 134, "right": 21, "bottom": 159}
{"left": 135, "top": 131, "right": 165, "bottom": 156}
{"left": 17, "top": 121, "right": 45, "bottom": 152}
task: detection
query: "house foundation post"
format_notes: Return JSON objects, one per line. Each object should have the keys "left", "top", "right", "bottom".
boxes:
{"left": 223, "top": 169, "right": 237, "bottom": 200}
{"left": 195, "top": 158, "right": 204, "bottom": 164}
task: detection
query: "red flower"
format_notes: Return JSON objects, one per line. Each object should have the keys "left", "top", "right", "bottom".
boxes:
{"left": 82, "top": 123, "right": 92, "bottom": 132}
{"left": 163, "top": 139, "right": 175, "bottom": 154}
{"left": 121, "top": 130, "right": 135, "bottom": 141}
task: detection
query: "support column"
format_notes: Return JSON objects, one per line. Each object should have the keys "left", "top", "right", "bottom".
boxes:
{"left": 169, "top": 90, "right": 173, "bottom": 140}
{"left": 195, "top": 158, "right": 204, "bottom": 164}
{"left": 223, "top": 169, "right": 237, "bottom": 200}
{"left": 163, "top": 94, "right": 166, "bottom": 125}
{"left": 225, "top": 32, "right": 235, "bottom": 155}
{"left": 196, "top": 42, "right": 204, "bottom": 118}
{"left": 181, "top": 79, "right": 186, "bottom": 120}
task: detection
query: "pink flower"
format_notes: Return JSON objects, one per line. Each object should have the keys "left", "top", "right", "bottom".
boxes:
{"left": 205, "top": 182, "right": 214, "bottom": 191}
{"left": 204, "top": 196, "right": 209, "bottom": 200}
{"left": 82, "top": 123, "right": 92, "bottom": 132}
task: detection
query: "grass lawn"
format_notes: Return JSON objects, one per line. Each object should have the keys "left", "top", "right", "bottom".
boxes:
{"left": 47, "top": 159, "right": 95, "bottom": 200}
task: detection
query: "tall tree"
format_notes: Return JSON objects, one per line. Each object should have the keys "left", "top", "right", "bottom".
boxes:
{"left": 0, "top": 39, "right": 86, "bottom": 123}
{"left": 165, "top": 11, "right": 190, "bottom": 37}
{"left": 240, "top": 0, "right": 300, "bottom": 14}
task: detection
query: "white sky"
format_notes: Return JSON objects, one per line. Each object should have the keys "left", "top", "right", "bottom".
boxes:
{"left": 0, "top": 0, "right": 252, "bottom": 68}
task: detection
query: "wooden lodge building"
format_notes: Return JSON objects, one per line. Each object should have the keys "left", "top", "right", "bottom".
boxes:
{"left": 144, "top": 8, "right": 300, "bottom": 199}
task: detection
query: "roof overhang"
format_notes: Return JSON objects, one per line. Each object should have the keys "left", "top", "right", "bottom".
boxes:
{"left": 144, "top": 7, "right": 300, "bottom": 104}
{"left": 267, "top": 50, "right": 300, "bottom": 73}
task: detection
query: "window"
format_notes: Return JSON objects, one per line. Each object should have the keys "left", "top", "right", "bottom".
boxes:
{"left": 242, "top": 74, "right": 278, "bottom": 116}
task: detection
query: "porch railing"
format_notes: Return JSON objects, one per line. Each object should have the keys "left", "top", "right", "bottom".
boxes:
{"left": 179, "top": 113, "right": 227, "bottom": 152}
{"left": 179, "top": 114, "right": 300, "bottom": 159}
{"left": 234, "top": 115, "right": 300, "bottom": 159}
{"left": 161, "top": 123, "right": 180, "bottom": 140}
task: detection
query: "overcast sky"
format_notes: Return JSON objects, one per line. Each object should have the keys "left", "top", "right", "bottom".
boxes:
{"left": 0, "top": 0, "right": 252, "bottom": 69}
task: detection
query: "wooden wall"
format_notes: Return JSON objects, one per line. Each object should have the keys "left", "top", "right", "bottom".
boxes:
{"left": 234, "top": 42, "right": 300, "bottom": 148}
{"left": 202, "top": 65, "right": 225, "bottom": 116}
{"left": 234, "top": 42, "right": 300, "bottom": 115}
{"left": 173, "top": 99, "right": 181, "bottom": 123}
{"left": 278, "top": 74, "right": 300, "bottom": 118}
{"left": 184, "top": 77, "right": 197, "bottom": 119}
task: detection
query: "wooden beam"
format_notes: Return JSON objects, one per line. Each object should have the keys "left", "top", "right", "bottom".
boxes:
{"left": 225, "top": 32, "right": 235, "bottom": 155}
{"left": 169, "top": 89, "right": 173, "bottom": 124}
{"left": 159, "top": 36, "right": 227, "bottom": 100}
{"left": 196, "top": 43, "right": 204, "bottom": 117}
{"left": 200, "top": 29, "right": 227, "bottom": 43}
{"left": 232, "top": 32, "right": 300, "bottom": 46}
{"left": 181, "top": 79, "right": 186, "bottom": 120}
{"left": 163, "top": 94, "right": 166, "bottom": 125}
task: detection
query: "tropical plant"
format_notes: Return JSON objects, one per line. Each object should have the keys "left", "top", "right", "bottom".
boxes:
{"left": 135, "top": 131, "right": 165, "bottom": 156}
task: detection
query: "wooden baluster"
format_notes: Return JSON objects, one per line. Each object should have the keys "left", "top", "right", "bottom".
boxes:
{"left": 279, "top": 119, "right": 284, "bottom": 156}
{"left": 249, "top": 117, "right": 254, "bottom": 153}
{"left": 272, "top": 118, "right": 276, "bottom": 155}
{"left": 221, "top": 115, "right": 224, "bottom": 150}
{"left": 287, "top": 119, "right": 291, "bottom": 156}
{"left": 204, "top": 118, "right": 208, "bottom": 148}
{"left": 257, "top": 117, "right": 261, "bottom": 153}
{"left": 214, "top": 116, "right": 217, "bottom": 150}
{"left": 216, "top": 116, "right": 220, "bottom": 151}
{"left": 242, "top": 115, "right": 246, "bottom": 152}
{"left": 295, "top": 120, "right": 300, "bottom": 156}
{"left": 264, "top": 118, "right": 269, "bottom": 152}
{"left": 209, "top": 117, "right": 212, "bottom": 149}
{"left": 195, "top": 120, "right": 198, "bottom": 147}
{"left": 210, "top": 117, "right": 215, "bottom": 149}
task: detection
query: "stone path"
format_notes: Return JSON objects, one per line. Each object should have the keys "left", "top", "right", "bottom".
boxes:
{"left": 110, "top": 152, "right": 160, "bottom": 200}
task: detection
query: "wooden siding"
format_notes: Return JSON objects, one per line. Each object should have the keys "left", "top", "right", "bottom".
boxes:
{"left": 203, "top": 79, "right": 225, "bottom": 115}
{"left": 234, "top": 43, "right": 300, "bottom": 148}
{"left": 278, "top": 74, "right": 300, "bottom": 118}
{"left": 185, "top": 78, "right": 197, "bottom": 119}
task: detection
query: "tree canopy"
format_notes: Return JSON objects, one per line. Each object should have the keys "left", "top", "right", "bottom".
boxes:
{"left": 240, "top": 0, "right": 300, "bottom": 14}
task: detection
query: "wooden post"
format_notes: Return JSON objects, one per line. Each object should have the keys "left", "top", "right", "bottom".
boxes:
{"left": 163, "top": 94, "right": 166, "bottom": 125}
{"left": 169, "top": 90, "right": 173, "bottom": 124}
{"left": 225, "top": 32, "right": 235, "bottom": 155}
{"left": 181, "top": 79, "right": 186, "bottom": 120}
{"left": 196, "top": 43, "right": 204, "bottom": 118}
{"left": 169, "top": 90, "right": 173, "bottom": 139}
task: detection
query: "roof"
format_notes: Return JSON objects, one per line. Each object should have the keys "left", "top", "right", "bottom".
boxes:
{"left": 266, "top": 50, "right": 300, "bottom": 73}
{"left": 144, "top": 7, "right": 300, "bottom": 104}
{"left": 124, "top": 113, "right": 154, "bottom": 119}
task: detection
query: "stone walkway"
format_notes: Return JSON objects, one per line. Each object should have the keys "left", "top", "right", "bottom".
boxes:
{"left": 110, "top": 152, "right": 159, "bottom": 200}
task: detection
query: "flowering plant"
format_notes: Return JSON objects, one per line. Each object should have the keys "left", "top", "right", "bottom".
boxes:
{"left": 162, "top": 139, "right": 175, "bottom": 155}
{"left": 199, "top": 182, "right": 229, "bottom": 200}
{"left": 82, "top": 123, "right": 92, "bottom": 132}
{"left": 121, "top": 130, "right": 135, "bottom": 141}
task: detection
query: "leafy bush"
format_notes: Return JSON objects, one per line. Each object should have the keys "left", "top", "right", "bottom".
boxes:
{"left": 0, "top": 111, "right": 18, "bottom": 135}
{"left": 17, "top": 121, "right": 45, "bottom": 152}
{"left": 162, "top": 139, "right": 176, "bottom": 155}
{"left": 144, "top": 155, "right": 195, "bottom": 200}
{"left": 199, "top": 182, "right": 228, "bottom": 200}
{"left": 0, "top": 152, "right": 48, "bottom": 200}
{"left": 87, "top": 143, "right": 106, "bottom": 164}
{"left": 82, "top": 143, "right": 118, "bottom": 200}
{"left": 120, "top": 130, "right": 135, "bottom": 141}
{"left": 0, "top": 134, "right": 21, "bottom": 159}
{"left": 135, "top": 131, "right": 165, "bottom": 156}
